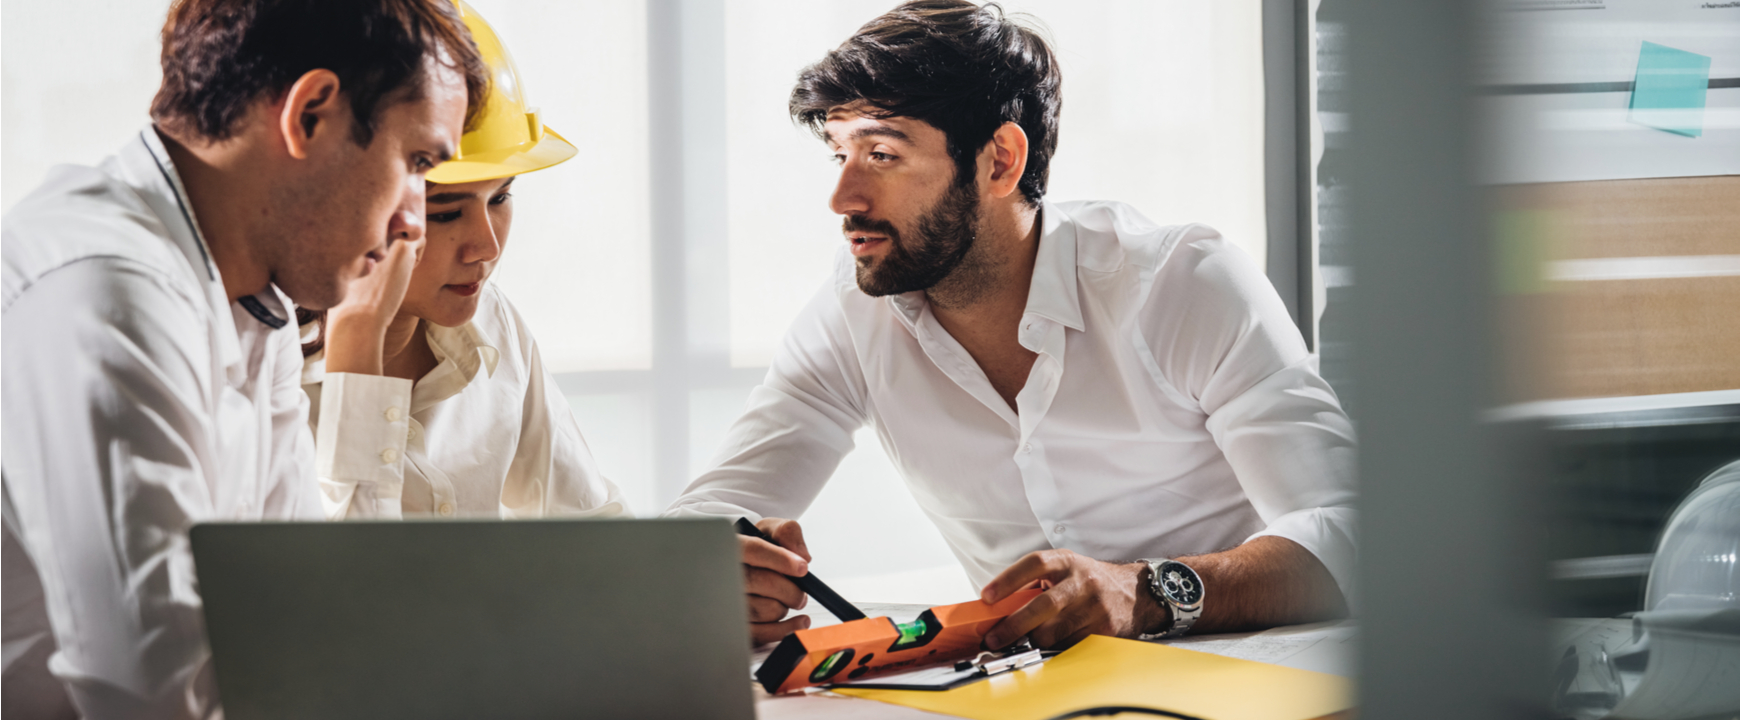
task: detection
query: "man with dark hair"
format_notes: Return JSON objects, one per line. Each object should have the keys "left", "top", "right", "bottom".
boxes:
{"left": 1, "top": 1, "right": 487, "bottom": 716}
{"left": 672, "top": 0, "right": 1357, "bottom": 649}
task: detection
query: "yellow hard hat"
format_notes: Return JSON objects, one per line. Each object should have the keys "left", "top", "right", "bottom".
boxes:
{"left": 427, "top": 1, "right": 577, "bottom": 184}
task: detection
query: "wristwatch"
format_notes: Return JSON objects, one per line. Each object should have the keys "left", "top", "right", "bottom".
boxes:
{"left": 1136, "top": 558, "right": 1204, "bottom": 640}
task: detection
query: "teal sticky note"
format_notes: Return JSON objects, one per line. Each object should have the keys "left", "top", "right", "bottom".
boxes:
{"left": 1628, "top": 41, "right": 1711, "bottom": 138}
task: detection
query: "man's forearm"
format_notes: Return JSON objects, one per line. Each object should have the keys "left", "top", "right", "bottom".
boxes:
{"left": 1143, "top": 535, "right": 1348, "bottom": 635}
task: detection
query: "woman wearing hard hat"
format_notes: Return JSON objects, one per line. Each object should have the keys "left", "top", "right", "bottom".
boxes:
{"left": 298, "top": 2, "right": 629, "bottom": 520}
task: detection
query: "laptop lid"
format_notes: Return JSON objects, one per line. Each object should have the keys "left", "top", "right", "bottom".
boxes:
{"left": 191, "top": 518, "right": 752, "bottom": 720}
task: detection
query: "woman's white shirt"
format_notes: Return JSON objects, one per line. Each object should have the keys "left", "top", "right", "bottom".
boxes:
{"left": 302, "top": 284, "right": 630, "bottom": 520}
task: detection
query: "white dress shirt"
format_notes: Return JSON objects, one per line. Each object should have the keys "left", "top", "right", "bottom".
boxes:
{"left": 670, "top": 201, "right": 1357, "bottom": 596}
{"left": 303, "top": 283, "right": 630, "bottom": 520}
{"left": 2, "top": 129, "right": 325, "bottom": 719}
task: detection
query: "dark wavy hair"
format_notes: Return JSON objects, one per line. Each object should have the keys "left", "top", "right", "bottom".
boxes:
{"left": 150, "top": 0, "right": 489, "bottom": 147}
{"left": 789, "top": 0, "right": 1062, "bottom": 207}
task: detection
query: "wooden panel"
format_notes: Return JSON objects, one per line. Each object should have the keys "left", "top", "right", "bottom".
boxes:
{"left": 1507, "top": 176, "right": 1740, "bottom": 258}
{"left": 1496, "top": 176, "right": 1740, "bottom": 402}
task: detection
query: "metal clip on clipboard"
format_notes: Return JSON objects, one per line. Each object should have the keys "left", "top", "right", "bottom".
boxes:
{"left": 828, "top": 641, "right": 1056, "bottom": 692}
{"left": 956, "top": 643, "right": 1047, "bottom": 677}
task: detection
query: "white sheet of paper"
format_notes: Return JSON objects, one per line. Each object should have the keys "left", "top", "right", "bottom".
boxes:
{"left": 1162, "top": 620, "right": 1359, "bottom": 677}
{"left": 1477, "top": 0, "right": 1740, "bottom": 184}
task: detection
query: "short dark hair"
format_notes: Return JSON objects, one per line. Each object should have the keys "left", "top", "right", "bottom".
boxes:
{"left": 790, "top": 0, "right": 1061, "bottom": 207}
{"left": 150, "top": 0, "right": 489, "bottom": 146}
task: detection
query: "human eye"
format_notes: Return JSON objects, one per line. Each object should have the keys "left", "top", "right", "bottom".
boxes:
{"left": 489, "top": 192, "right": 513, "bottom": 206}
{"left": 428, "top": 208, "right": 462, "bottom": 224}
{"left": 830, "top": 152, "right": 846, "bottom": 166}
{"left": 869, "top": 151, "right": 898, "bottom": 163}
{"left": 412, "top": 153, "right": 437, "bottom": 173}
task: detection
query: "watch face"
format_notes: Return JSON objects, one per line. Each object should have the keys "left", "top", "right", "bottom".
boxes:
{"left": 1156, "top": 561, "right": 1203, "bottom": 606}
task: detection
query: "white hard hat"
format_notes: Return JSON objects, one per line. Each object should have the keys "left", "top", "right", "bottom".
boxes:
{"left": 1645, "top": 459, "right": 1740, "bottom": 613}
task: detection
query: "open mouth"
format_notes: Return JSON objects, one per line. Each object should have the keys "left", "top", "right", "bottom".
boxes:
{"left": 849, "top": 234, "right": 890, "bottom": 256}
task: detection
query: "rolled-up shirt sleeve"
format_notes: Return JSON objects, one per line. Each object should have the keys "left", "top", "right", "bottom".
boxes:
{"left": 1142, "top": 227, "right": 1359, "bottom": 602}
{"left": 313, "top": 373, "right": 413, "bottom": 519}
{"left": 666, "top": 281, "right": 868, "bottom": 521}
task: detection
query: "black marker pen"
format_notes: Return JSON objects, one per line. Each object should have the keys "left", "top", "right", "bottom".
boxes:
{"left": 734, "top": 517, "right": 867, "bottom": 622}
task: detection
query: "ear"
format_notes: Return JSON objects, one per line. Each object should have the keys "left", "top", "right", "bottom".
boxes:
{"left": 980, "top": 122, "right": 1030, "bottom": 200}
{"left": 277, "top": 69, "right": 344, "bottom": 160}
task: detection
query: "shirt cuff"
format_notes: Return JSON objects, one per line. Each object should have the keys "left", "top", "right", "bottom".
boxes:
{"left": 1246, "top": 506, "right": 1359, "bottom": 611}
{"left": 316, "top": 372, "right": 413, "bottom": 519}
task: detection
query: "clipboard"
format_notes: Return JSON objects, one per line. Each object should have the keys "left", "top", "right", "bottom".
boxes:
{"left": 828, "top": 644, "right": 1055, "bottom": 691}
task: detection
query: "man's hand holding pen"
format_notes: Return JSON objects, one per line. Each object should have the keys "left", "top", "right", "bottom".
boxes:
{"left": 739, "top": 517, "right": 814, "bottom": 645}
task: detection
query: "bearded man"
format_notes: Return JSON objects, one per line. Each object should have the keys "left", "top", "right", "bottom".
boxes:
{"left": 669, "top": 0, "right": 1358, "bottom": 650}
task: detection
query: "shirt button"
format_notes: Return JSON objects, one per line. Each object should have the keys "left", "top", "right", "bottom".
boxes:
{"left": 380, "top": 448, "right": 399, "bottom": 463}
{"left": 407, "top": 426, "right": 419, "bottom": 442}
{"left": 1055, "top": 524, "right": 1068, "bottom": 534}
{"left": 384, "top": 407, "right": 402, "bottom": 421}
{"left": 1022, "top": 443, "right": 1033, "bottom": 454}
{"left": 438, "top": 503, "right": 455, "bottom": 517}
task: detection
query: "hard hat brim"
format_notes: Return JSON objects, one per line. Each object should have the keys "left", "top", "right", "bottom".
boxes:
{"left": 426, "top": 127, "right": 579, "bottom": 185}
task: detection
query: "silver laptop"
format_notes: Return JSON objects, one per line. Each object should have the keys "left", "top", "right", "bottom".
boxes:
{"left": 191, "top": 518, "right": 753, "bottom": 719}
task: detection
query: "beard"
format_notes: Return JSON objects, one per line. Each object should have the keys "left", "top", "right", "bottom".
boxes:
{"left": 846, "top": 170, "right": 983, "bottom": 298}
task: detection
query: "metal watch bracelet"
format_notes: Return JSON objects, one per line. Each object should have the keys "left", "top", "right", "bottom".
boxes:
{"left": 1135, "top": 558, "right": 1203, "bottom": 641}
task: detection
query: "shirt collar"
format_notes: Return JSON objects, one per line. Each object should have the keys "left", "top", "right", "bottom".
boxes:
{"left": 426, "top": 319, "right": 501, "bottom": 384}
{"left": 121, "top": 127, "right": 219, "bottom": 284}
{"left": 120, "top": 127, "right": 290, "bottom": 330}
{"left": 1022, "top": 202, "right": 1085, "bottom": 333}
{"left": 115, "top": 128, "right": 242, "bottom": 376}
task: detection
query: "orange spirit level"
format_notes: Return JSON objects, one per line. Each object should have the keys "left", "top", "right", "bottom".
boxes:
{"left": 755, "top": 588, "right": 1043, "bottom": 694}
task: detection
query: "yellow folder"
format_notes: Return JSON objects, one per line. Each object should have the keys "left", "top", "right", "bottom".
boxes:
{"left": 833, "top": 635, "right": 1354, "bottom": 720}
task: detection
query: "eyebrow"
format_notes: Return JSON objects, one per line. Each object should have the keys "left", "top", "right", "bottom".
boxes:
{"left": 426, "top": 176, "right": 513, "bottom": 206}
{"left": 828, "top": 125, "right": 912, "bottom": 147}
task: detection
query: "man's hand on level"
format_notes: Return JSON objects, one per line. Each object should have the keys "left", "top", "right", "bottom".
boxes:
{"left": 979, "top": 549, "right": 1164, "bottom": 650}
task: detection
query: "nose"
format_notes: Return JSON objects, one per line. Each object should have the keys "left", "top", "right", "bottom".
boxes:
{"left": 388, "top": 176, "right": 427, "bottom": 246}
{"left": 463, "top": 212, "right": 503, "bottom": 265}
{"left": 386, "top": 206, "right": 425, "bottom": 247}
{"left": 829, "top": 161, "right": 871, "bottom": 217}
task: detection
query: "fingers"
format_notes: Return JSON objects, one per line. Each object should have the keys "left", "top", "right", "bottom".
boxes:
{"left": 744, "top": 566, "right": 806, "bottom": 612}
{"left": 739, "top": 534, "right": 807, "bottom": 577}
{"left": 982, "top": 549, "right": 1075, "bottom": 604}
{"left": 383, "top": 235, "right": 424, "bottom": 276}
{"left": 982, "top": 588, "right": 1059, "bottom": 650}
{"left": 748, "top": 595, "right": 795, "bottom": 623}
{"left": 751, "top": 614, "right": 811, "bottom": 646}
{"left": 1049, "top": 619, "right": 1104, "bottom": 650}
{"left": 1028, "top": 590, "right": 1106, "bottom": 648}
{"left": 759, "top": 517, "right": 811, "bottom": 562}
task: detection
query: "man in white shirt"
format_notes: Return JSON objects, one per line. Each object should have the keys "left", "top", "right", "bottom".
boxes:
{"left": 670, "top": 0, "right": 1357, "bottom": 648}
{"left": 1, "top": 2, "right": 487, "bottom": 717}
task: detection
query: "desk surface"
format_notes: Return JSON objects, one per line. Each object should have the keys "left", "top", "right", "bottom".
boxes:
{"left": 752, "top": 603, "right": 1359, "bottom": 719}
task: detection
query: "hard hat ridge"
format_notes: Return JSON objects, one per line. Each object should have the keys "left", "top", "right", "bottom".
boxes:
{"left": 427, "top": 1, "right": 577, "bottom": 184}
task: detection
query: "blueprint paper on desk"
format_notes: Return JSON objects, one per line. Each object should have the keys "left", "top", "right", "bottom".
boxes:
{"left": 1164, "top": 620, "right": 1357, "bottom": 677}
